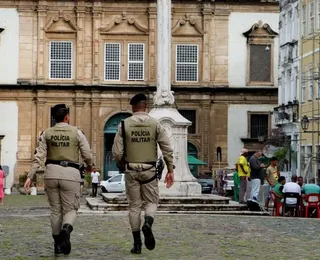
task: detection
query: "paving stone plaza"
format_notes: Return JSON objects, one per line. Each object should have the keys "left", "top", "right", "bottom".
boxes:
{"left": 1, "top": 195, "right": 320, "bottom": 260}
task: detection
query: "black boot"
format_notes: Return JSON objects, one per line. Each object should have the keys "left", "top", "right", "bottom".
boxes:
{"left": 142, "top": 216, "right": 155, "bottom": 250}
{"left": 59, "top": 224, "right": 73, "bottom": 255}
{"left": 52, "top": 235, "right": 63, "bottom": 256}
{"left": 130, "top": 231, "right": 142, "bottom": 254}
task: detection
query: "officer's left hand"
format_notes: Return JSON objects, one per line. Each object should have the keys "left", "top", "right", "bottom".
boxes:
{"left": 24, "top": 177, "right": 32, "bottom": 194}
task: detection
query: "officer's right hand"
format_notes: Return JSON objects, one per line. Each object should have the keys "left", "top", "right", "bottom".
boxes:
{"left": 164, "top": 171, "right": 174, "bottom": 188}
{"left": 24, "top": 177, "right": 32, "bottom": 194}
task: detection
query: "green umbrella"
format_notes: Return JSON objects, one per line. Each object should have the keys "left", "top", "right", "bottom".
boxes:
{"left": 187, "top": 155, "right": 207, "bottom": 165}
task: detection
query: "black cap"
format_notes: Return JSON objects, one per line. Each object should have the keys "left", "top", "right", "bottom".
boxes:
{"left": 130, "top": 93, "right": 147, "bottom": 106}
{"left": 52, "top": 104, "right": 69, "bottom": 115}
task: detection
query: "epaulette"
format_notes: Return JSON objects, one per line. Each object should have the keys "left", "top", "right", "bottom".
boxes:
{"left": 77, "top": 127, "right": 85, "bottom": 135}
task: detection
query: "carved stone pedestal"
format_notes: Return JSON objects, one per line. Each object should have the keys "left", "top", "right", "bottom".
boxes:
{"left": 149, "top": 107, "right": 202, "bottom": 197}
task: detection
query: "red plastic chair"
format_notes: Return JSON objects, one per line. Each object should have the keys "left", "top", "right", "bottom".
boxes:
{"left": 301, "top": 194, "right": 320, "bottom": 218}
{"left": 270, "top": 191, "right": 283, "bottom": 216}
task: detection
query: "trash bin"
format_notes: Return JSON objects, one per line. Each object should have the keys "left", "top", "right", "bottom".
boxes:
{"left": 30, "top": 187, "right": 37, "bottom": 195}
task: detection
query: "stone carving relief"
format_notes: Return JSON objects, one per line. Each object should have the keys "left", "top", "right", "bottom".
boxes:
{"left": 153, "top": 89, "right": 175, "bottom": 107}
{"left": 172, "top": 14, "right": 204, "bottom": 36}
{"left": 44, "top": 11, "right": 80, "bottom": 33}
{"left": 100, "top": 11, "right": 149, "bottom": 35}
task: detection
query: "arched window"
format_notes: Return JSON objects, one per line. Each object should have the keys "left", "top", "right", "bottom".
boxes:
{"left": 217, "top": 147, "right": 222, "bottom": 162}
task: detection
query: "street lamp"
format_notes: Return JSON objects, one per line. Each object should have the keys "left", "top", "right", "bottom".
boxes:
{"left": 301, "top": 115, "right": 310, "bottom": 131}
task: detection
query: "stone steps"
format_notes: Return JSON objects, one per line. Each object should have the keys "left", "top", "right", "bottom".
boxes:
{"left": 86, "top": 198, "right": 269, "bottom": 216}
{"left": 102, "top": 193, "right": 230, "bottom": 205}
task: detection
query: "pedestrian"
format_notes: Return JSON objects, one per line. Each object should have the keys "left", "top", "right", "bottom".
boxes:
{"left": 265, "top": 157, "right": 280, "bottom": 210}
{"left": 91, "top": 167, "right": 100, "bottom": 197}
{"left": 233, "top": 164, "right": 240, "bottom": 202}
{"left": 236, "top": 148, "right": 250, "bottom": 204}
{"left": 249, "top": 151, "right": 265, "bottom": 201}
{"left": 112, "top": 93, "right": 174, "bottom": 254}
{"left": 24, "top": 104, "right": 93, "bottom": 256}
{"left": 0, "top": 165, "right": 6, "bottom": 205}
{"left": 79, "top": 164, "right": 86, "bottom": 197}
{"left": 297, "top": 176, "right": 304, "bottom": 187}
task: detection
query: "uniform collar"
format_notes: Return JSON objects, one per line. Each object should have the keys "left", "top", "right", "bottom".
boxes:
{"left": 133, "top": 112, "right": 148, "bottom": 115}
{"left": 55, "top": 122, "right": 69, "bottom": 126}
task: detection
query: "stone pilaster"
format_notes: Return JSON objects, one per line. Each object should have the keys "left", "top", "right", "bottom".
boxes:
{"left": 37, "top": 4, "right": 47, "bottom": 83}
{"left": 17, "top": 4, "right": 36, "bottom": 83}
{"left": 90, "top": 92, "right": 100, "bottom": 166}
{"left": 201, "top": 4, "right": 213, "bottom": 83}
{"left": 92, "top": 4, "right": 102, "bottom": 84}
{"left": 76, "top": 1, "right": 86, "bottom": 82}
{"left": 212, "top": 8, "right": 230, "bottom": 86}
{"left": 201, "top": 102, "right": 210, "bottom": 163}
{"left": 148, "top": 5, "right": 157, "bottom": 82}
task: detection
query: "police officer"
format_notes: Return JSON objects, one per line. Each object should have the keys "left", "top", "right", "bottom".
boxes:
{"left": 24, "top": 104, "right": 93, "bottom": 256}
{"left": 112, "top": 93, "right": 174, "bottom": 254}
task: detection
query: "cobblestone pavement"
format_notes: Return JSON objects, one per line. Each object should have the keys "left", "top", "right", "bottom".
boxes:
{"left": 1, "top": 195, "right": 320, "bottom": 259}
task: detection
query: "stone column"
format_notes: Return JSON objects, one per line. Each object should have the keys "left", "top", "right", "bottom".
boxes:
{"left": 148, "top": 0, "right": 201, "bottom": 196}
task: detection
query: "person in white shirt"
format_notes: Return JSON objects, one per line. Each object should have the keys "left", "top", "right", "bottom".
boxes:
{"left": 282, "top": 175, "right": 301, "bottom": 205}
{"left": 282, "top": 175, "right": 301, "bottom": 217}
{"left": 91, "top": 167, "right": 100, "bottom": 197}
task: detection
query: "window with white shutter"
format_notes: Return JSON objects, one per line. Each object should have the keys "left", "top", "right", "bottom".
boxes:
{"left": 176, "top": 44, "right": 198, "bottom": 82}
{"left": 104, "top": 43, "right": 121, "bottom": 81}
{"left": 128, "top": 43, "right": 144, "bottom": 81}
{"left": 49, "top": 41, "right": 72, "bottom": 79}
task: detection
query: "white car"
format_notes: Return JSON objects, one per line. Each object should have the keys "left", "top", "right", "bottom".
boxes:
{"left": 100, "top": 174, "right": 125, "bottom": 193}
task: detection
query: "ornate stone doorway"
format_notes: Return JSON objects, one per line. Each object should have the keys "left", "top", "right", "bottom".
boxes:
{"left": 103, "top": 113, "right": 131, "bottom": 179}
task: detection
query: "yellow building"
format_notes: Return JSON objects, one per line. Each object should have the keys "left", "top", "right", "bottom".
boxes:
{"left": 299, "top": 0, "right": 320, "bottom": 182}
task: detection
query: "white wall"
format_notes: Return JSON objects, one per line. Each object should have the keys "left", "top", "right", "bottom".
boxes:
{"left": 0, "top": 8, "right": 19, "bottom": 84}
{"left": 0, "top": 102, "right": 18, "bottom": 193}
{"left": 228, "top": 104, "right": 275, "bottom": 167}
{"left": 228, "top": 12, "right": 279, "bottom": 88}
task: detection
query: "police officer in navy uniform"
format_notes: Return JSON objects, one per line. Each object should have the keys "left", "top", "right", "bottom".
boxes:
{"left": 24, "top": 104, "right": 93, "bottom": 256}
{"left": 112, "top": 93, "right": 174, "bottom": 254}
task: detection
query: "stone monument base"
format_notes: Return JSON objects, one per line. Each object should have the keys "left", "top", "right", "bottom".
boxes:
{"left": 158, "top": 181, "right": 202, "bottom": 197}
{"left": 149, "top": 107, "right": 202, "bottom": 197}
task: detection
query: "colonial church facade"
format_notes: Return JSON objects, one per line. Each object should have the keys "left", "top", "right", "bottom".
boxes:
{"left": 0, "top": 0, "right": 279, "bottom": 185}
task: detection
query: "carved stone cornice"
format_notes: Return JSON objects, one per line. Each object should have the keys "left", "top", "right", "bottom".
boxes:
{"left": 243, "top": 20, "right": 278, "bottom": 43}
{"left": 17, "top": 5, "right": 37, "bottom": 13}
{"left": 44, "top": 11, "right": 80, "bottom": 33}
{"left": 172, "top": 14, "right": 204, "bottom": 36}
{"left": 100, "top": 12, "right": 149, "bottom": 35}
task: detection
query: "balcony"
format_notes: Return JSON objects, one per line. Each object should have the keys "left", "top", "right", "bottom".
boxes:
{"left": 273, "top": 100, "right": 299, "bottom": 126}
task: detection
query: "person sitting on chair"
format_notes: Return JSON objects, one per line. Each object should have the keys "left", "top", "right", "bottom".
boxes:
{"left": 282, "top": 175, "right": 301, "bottom": 217}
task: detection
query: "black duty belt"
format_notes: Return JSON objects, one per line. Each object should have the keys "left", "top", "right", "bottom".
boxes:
{"left": 140, "top": 174, "right": 157, "bottom": 184}
{"left": 45, "top": 160, "right": 80, "bottom": 170}
{"left": 126, "top": 162, "right": 157, "bottom": 185}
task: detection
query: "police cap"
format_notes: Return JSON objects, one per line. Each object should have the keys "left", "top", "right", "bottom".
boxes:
{"left": 52, "top": 104, "right": 69, "bottom": 115}
{"left": 130, "top": 93, "right": 147, "bottom": 106}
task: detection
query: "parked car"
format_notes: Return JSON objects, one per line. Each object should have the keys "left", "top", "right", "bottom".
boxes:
{"left": 100, "top": 174, "right": 125, "bottom": 193}
{"left": 197, "top": 179, "right": 214, "bottom": 194}
{"left": 224, "top": 173, "right": 234, "bottom": 196}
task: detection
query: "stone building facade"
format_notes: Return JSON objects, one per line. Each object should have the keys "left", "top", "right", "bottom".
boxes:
{"left": 0, "top": 0, "right": 279, "bottom": 182}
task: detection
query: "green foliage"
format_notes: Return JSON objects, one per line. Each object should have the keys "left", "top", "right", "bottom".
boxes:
{"left": 85, "top": 174, "right": 92, "bottom": 187}
{"left": 274, "top": 147, "right": 289, "bottom": 161}
{"left": 18, "top": 172, "right": 28, "bottom": 187}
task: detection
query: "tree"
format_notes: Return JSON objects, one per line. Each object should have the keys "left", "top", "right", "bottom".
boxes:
{"left": 264, "top": 128, "right": 291, "bottom": 171}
